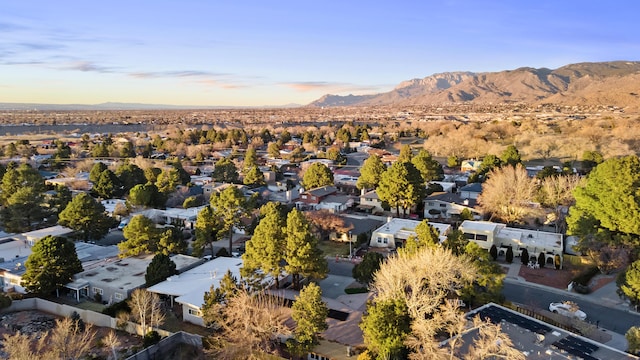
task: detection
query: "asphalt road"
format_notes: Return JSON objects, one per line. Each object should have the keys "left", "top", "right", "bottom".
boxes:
{"left": 327, "top": 256, "right": 357, "bottom": 277}
{"left": 503, "top": 281, "right": 640, "bottom": 334}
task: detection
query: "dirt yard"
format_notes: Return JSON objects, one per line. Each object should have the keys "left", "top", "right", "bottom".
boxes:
{"left": 0, "top": 310, "right": 144, "bottom": 358}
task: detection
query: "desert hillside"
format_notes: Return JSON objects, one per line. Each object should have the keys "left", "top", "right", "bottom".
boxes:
{"left": 309, "top": 61, "right": 640, "bottom": 111}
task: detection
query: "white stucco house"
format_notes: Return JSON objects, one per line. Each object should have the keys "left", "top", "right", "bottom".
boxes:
{"left": 369, "top": 218, "right": 451, "bottom": 250}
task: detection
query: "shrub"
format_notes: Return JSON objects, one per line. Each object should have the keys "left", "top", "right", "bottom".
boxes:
{"left": 216, "top": 247, "right": 230, "bottom": 257}
{"left": 572, "top": 266, "right": 599, "bottom": 286}
{"left": 520, "top": 248, "right": 529, "bottom": 265}
{"left": 103, "top": 300, "right": 131, "bottom": 317}
{"left": 489, "top": 245, "right": 498, "bottom": 261}
{"left": 0, "top": 293, "right": 11, "bottom": 309}
{"left": 143, "top": 330, "right": 161, "bottom": 348}
{"left": 554, "top": 254, "right": 561, "bottom": 270}
{"left": 537, "top": 252, "right": 546, "bottom": 268}
{"left": 505, "top": 246, "right": 514, "bottom": 263}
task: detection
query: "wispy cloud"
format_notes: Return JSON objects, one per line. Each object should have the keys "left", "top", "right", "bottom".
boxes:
{"left": 281, "top": 81, "right": 380, "bottom": 93}
{"left": 58, "top": 61, "right": 115, "bottom": 73}
{"left": 128, "top": 70, "right": 228, "bottom": 79}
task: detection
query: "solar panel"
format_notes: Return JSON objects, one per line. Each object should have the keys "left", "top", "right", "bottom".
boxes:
{"left": 471, "top": 306, "right": 551, "bottom": 334}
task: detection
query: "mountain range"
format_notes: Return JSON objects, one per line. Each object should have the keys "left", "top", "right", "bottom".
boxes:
{"left": 309, "top": 61, "right": 640, "bottom": 110}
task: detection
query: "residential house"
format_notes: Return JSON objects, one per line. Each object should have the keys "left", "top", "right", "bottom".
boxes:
{"left": 68, "top": 253, "right": 202, "bottom": 304}
{"left": 423, "top": 192, "right": 481, "bottom": 220}
{"left": 459, "top": 220, "right": 563, "bottom": 266}
{"left": 459, "top": 182, "right": 483, "bottom": 200}
{"left": 460, "top": 159, "right": 481, "bottom": 173}
{"left": 369, "top": 218, "right": 451, "bottom": 250}
{"left": 147, "top": 257, "right": 247, "bottom": 326}
{"left": 329, "top": 214, "right": 383, "bottom": 245}
{"left": 357, "top": 189, "right": 384, "bottom": 214}
{"left": 299, "top": 186, "right": 338, "bottom": 207}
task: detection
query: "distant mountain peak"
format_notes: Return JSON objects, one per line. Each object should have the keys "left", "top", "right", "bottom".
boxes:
{"left": 308, "top": 61, "right": 640, "bottom": 110}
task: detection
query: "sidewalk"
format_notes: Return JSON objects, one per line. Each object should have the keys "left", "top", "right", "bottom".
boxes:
{"left": 504, "top": 262, "right": 632, "bottom": 352}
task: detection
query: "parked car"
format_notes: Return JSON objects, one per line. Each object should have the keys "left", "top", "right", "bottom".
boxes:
{"left": 549, "top": 301, "right": 587, "bottom": 321}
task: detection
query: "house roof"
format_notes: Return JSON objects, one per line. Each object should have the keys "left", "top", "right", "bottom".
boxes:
{"left": 460, "top": 182, "right": 483, "bottom": 193}
{"left": 23, "top": 225, "right": 74, "bottom": 242}
{"left": 373, "top": 218, "right": 451, "bottom": 242}
{"left": 73, "top": 254, "right": 154, "bottom": 293}
{"left": 462, "top": 303, "right": 636, "bottom": 360}
{"left": 340, "top": 215, "right": 384, "bottom": 235}
{"left": 148, "top": 257, "right": 246, "bottom": 309}
{"left": 426, "top": 192, "right": 477, "bottom": 208}
{"left": 304, "top": 185, "right": 338, "bottom": 197}
{"left": 361, "top": 190, "right": 379, "bottom": 200}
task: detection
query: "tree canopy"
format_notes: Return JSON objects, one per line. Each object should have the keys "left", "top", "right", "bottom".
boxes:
{"left": 477, "top": 164, "right": 539, "bottom": 224}
{"left": 212, "top": 157, "right": 239, "bottom": 183}
{"left": 119, "top": 215, "right": 159, "bottom": 257}
{"left": 288, "top": 282, "right": 329, "bottom": 355}
{"left": 22, "top": 236, "right": 83, "bottom": 295}
{"left": 301, "top": 162, "right": 334, "bottom": 190}
{"left": 411, "top": 149, "right": 444, "bottom": 183}
{"left": 284, "top": 209, "right": 328, "bottom": 289}
{"left": 567, "top": 155, "right": 640, "bottom": 247}
{"left": 241, "top": 202, "right": 287, "bottom": 288}
{"left": 210, "top": 185, "right": 253, "bottom": 254}
{"left": 145, "top": 253, "right": 177, "bottom": 286}
{"left": 58, "top": 192, "right": 116, "bottom": 241}
{"left": 357, "top": 155, "right": 385, "bottom": 190}
{"left": 193, "top": 205, "right": 222, "bottom": 257}
{"left": 377, "top": 161, "right": 425, "bottom": 217}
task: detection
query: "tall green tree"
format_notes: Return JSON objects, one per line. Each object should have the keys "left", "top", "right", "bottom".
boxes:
{"left": 202, "top": 270, "right": 240, "bottom": 326}
{"left": 352, "top": 252, "right": 385, "bottom": 285}
{"left": 241, "top": 202, "right": 287, "bottom": 288}
{"left": 118, "top": 215, "right": 159, "bottom": 257}
{"left": 58, "top": 193, "right": 116, "bottom": 241}
{"left": 243, "top": 146, "right": 258, "bottom": 171}
{"left": 212, "top": 157, "right": 239, "bottom": 183}
{"left": 411, "top": 149, "right": 444, "bottom": 183}
{"left": 116, "top": 162, "right": 146, "bottom": 193}
{"left": 567, "top": 155, "right": 640, "bottom": 248}
{"left": 155, "top": 167, "right": 181, "bottom": 194}
{"left": 617, "top": 260, "right": 640, "bottom": 305}
{"left": 243, "top": 166, "right": 266, "bottom": 187}
{"left": 401, "top": 221, "right": 440, "bottom": 255}
{"left": 377, "top": 161, "right": 425, "bottom": 217}
{"left": 157, "top": 226, "right": 188, "bottom": 255}
{"left": 459, "top": 242, "right": 506, "bottom": 306}
{"left": 397, "top": 144, "right": 413, "bottom": 163}
{"left": 210, "top": 186, "right": 252, "bottom": 254}
{"left": 128, "top": 183, "right": 165, "bottom": 208}
{"left": 288, "top": 283, "right": 328, "bottom": 355}
{"left": 302, "top": 162, "right": 334, "bottom": 190}
{"left": 93, "top": 169, "right": 121, "bottom": 199}
{"left": 357, "top": 155, "right": 385, "bottom": 190}
{"left": 21, "top": 236, "right": 83, "bottom": 295}
{"left": 284, "top": 209, "right": 328, "bottom": 290}
{"left": 193, "top": 205, "right": 222, "bottom": 257}
{"left": 500, "top": 144, "right": 522, "bottom": 167}
{"left": 2, "top": 187, "right": 44, "bottom": 232}
{"left": 360, "top": 298, "right": 411, "bottom": 360}
{"left": 145, "top": 254, "right": 177, "bottom": 286}
{"left": 89, "top": 162, "right": 108, "bottom": 184}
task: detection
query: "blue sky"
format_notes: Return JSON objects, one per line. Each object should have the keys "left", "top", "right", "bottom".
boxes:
{"left": 1, "top": 1, "right": 638, "bottom": 107}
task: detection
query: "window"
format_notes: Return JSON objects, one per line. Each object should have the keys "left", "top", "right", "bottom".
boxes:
{"left": 383, "top": 238, "right": 388, "bottom": 244}
{"left": 114, "top": 293, "right": 123, "bottom": 301}
{"left": 188, "top": 308, "right": 202, "bottom": 317}
{"left": 439, "top": 203, "right": 447, "bottom": 208}
{"left": 377, "top": 237, "right": 382, "bottom": 243}
{"left": 93, "top": 288, "right": 103, "bottom": 295}
{"left": 464, "top": 232, "right": 475, "bottom": 240}
{"left": 475, "top": 234, "right": 488, "bottom": 241}
{"left": 428, "top": 202, "right": 434, "bottom": 206}
{"left": 301, "top": 195, "right": 307, "bottom": 199}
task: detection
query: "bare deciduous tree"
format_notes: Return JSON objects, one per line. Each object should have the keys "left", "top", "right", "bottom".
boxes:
{"left": 206, "top": 290, "right": 291, "bottom": 360}
{"left": 128, "top": 288, "right": 165, "bottom": 334}
{"left": 372, "top": 247, "right": 475, "bottom": 321}
{"left": 477, "top": 164, "right": 540, "bottom": 224}
{"left": 104, "top": 330, "right": 121, "bottom": 360}
{"left": 539, "top": 174, "right": 583, "bottom": 232}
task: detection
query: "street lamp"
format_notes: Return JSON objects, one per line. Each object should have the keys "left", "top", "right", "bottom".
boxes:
{"left": 348, "top": 231, "right": 352, "bottom": 259}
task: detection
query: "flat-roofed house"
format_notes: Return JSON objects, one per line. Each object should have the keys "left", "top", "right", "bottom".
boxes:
{"left": 147, "top": 257, "right": 247, "bottom": 326}
{"left": 369, "top": 218, "right": 451, "bottom": 250}
{"left": 459, "top": 220, "right": 563, "bottom": 266}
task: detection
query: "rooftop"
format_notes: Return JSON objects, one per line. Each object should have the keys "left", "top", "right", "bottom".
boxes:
{"left": 148, "top": 256, "right": 245, "bottom": 309}
{"left": 373, "top": 218, "right": 451, "bottom": 242}
{"left": 463, "top": 304, "right": 637, "bottom": 360}
{"left": 73, "top": 254, "right": 154, "bottom": 292}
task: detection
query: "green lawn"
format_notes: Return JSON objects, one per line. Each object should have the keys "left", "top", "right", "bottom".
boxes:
{"left": 318, "top": 239, "right": 350, "bottom": 257}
